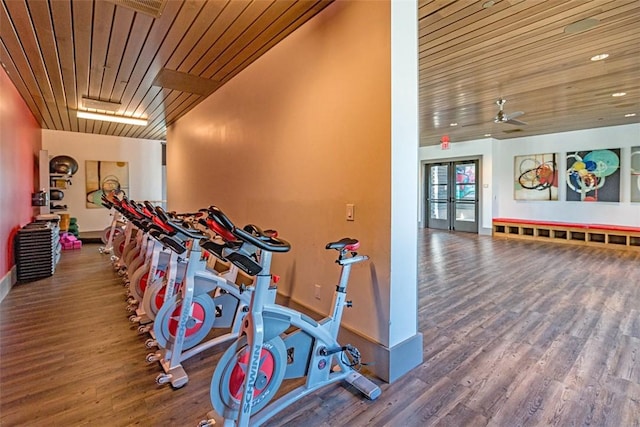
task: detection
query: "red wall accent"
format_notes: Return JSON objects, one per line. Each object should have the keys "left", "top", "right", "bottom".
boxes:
{"left": 0, "top": 66, "right": 42, "bottom": 278}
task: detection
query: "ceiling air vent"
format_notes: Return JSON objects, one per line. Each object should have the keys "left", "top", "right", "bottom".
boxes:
{"left": 82, "top": 97, "right": 121, "bottom": 112}
{"left": 109, "top": 0, "right": 167, "bottom": 18}
{"left": 152, "top": 68, "right": 220, "bottom": 97}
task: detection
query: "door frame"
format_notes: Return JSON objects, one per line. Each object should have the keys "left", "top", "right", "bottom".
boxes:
{"left": 421, "top": 155, "right": 483, "bottom": 233}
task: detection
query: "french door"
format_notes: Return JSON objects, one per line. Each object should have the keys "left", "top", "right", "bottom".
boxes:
{"left": 426, "top": 160, "right": 479, "bottom": 233}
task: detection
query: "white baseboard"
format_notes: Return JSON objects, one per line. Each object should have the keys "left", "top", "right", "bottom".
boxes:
{"left": 286, "top": 296, "right": 423, "bottom": 383}
{"left": 0, "top": 266, "right": 16, "bottom": 304}
{"left": 479, "top": 226, "right": 492, "bottom": 236}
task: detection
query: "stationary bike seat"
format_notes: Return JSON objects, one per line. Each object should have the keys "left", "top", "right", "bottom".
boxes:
{"left": 326, "top": 238, "right": 360, "bottom": 251}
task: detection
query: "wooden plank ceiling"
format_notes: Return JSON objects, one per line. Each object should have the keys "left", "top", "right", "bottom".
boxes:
{"left": 419, "top": 0, "right": 640, "bottom": 146}
{"left": 1, "top": 1, "right": 638, "bottom": 144}
{"left": 0, "top": 0, "right": 333, "bottom": 140}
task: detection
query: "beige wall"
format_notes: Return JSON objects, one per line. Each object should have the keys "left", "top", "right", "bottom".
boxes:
{"left": 167, "top": 1, "right": 392, "bottom": 345}
{"left": 42, "top": 129, "right": 163, "bottom": 231}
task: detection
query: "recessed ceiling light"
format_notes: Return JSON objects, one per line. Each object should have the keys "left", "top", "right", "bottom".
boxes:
{"left": 450, "top": 122, "right": 458, "bottom": 127}
{"left": 590, "top": 53, "right": 609, "bottom": 61}
{"left": 625, "top": 113, "right": 637, "bottom": 117}
{"left": 612, "top": 92, "right": 627, "bottom": 97}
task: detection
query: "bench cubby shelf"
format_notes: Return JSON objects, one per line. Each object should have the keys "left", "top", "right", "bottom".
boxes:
{"left": 492, "top": 218, "right": 640, "bottom": 251}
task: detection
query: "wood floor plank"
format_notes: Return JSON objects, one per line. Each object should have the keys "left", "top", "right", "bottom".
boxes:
{"left": 2, "top": 231, "right": 640, "bottom": 426}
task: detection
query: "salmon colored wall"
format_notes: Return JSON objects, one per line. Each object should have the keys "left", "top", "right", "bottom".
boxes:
{"left": 0, "top": 66, "right": 42, "bottom": 278}
{"left": 167, "top": 1, "right": 392, "bottom": 344}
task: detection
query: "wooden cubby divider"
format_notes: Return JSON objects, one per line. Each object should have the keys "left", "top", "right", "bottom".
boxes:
{"left": 493, "top": 218, "right": 640, "bottom": 251}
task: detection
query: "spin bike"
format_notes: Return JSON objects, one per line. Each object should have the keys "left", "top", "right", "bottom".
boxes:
{"left": 200, "top": 213, "right": 381, "bottom": 427}
{"left": 145, "top": 207, "right": 252, "bottom": 389}
{"left": 112, "top": 199, "right": 148, "bottom": 275}
{"left": 135, "top": 208, "right": 226, "bottom": 327}
{"left": 98, "top": 191, "right": 126, "bottom": 255}
{"left": 125, "top": 203, "right": 184, "bottom": 314}
{"left": 99, "top": 195, "right": 132, "bottom": 262}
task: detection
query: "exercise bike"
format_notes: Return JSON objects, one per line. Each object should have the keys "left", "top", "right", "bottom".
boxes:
{"left": 145, "top": 207, "right": 254, "bottom": 388}
{"left": 199, "top": 210, "right": 381, "bottom": 427}
{"left": 98, "top": 191, "right": 126, "bottom": 255}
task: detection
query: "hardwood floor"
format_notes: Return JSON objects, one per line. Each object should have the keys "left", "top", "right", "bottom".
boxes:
{"left": 1, "top": 230, "right": 639, "bottom": 426}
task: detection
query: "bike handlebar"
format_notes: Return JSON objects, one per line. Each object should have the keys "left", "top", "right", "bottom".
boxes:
{"left": 233, "top": 225, "right": 291, "bottom": 253}
{"left": 207, "top": 206, "right": 236, "bottom": 232}
{"left": 155, "top": 206, "right": 205, "bottom": 239}
{"left": 205, "top": 206, "right": 290, "bottom": 253}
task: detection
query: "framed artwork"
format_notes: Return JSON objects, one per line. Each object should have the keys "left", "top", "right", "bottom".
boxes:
{"left": 85, "top": 160, "right": 129, "bottom": 208}
{"left": 632, "top": 146, "right": 640, "bottom": 203}
{"left": 566, "top": 149, "right": 620, "bottom": 202}
{"left": 514, "top": 153, "right": 558, "bottom": 200}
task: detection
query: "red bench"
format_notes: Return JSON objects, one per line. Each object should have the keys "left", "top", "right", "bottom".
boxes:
{"left": 492, "top": 218, "right": 640, "bottom": 250}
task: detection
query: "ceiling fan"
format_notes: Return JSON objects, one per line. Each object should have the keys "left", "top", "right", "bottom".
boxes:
{"left": 494, "top": 98, "right": 527, "bottom": 125}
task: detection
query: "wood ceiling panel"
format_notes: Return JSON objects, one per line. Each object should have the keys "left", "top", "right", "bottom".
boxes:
{"left": 139, "top": 0, "right": 324, "bottom": 139}
{"left": 87, "top": 1, "right": 115, "bottom": 100}
{"left": 421, "top": 28, "right": 638, "bottom": 103}
{"left": 202, "top": 0, "right": 297, "bottom": 80}
{"left": 173, "top": 0, "right": 248, "bottom": 74}
{"left": 125, "top": 1, "right": 248, "bottom": 137}
{"left": 222, "top": 0, "right": 331, "bottom": 80}
{"left": 2, "top": 0, "right": 63, "bottom": 130}
{"left": 50, "top": 0, "right": 78, "bottom": 132}
{"left": 72, "top": 0, "right": 93, "bottom": 134}
{"left": 0, "top": 0, "right": 331, "bottom": 140}
{"left": 152, "top": 0, "right": 331, "bottom": 136}
{"left": 127, "top": 1, "right": 230, "bottom": 119}
{"left": 136, "top": 0, "right": 332, "bottom": 140}
{"left": 2, "top": 0, "right": 636, "bottom": 143}
{"left": 154, "top": 0, "right": 227, "bottom": 81}
{"left": 421, "top": 2, "right": 607, "bottom": 64}
{"left": 98, "top": 6, "right": 135, "bottom": 103}
{"left": 0, "top": 39, "right": 47, "bottom": 127}
{"left": 106, "top": 0, "right": 188, "bottom": 133}
{"left": 101, "top": 12, "right": 155, "bottom": 136}
{"left": 211, "top": 0, "right": 323, "bottom": 81}
{"left": 27, "top": 0, "right": 72, "bottom": 131}
{"left": 117, "top": 1, "right": 205, "bottom": 118}
{"left": 418, "top": 0, "right": 640, "bottom": 146}
{"left": 106, "top": 12, "right": 155, "bottom": 105}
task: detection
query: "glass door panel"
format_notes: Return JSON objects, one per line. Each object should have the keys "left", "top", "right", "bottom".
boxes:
{"left": 426, "top": 164, "right": 449, "bottom": 230}
{"left": 453, "top": 161, "right": 478, "bottom": 232}
{"left": 425, "top": 160, "right": 479, "bottom": 233}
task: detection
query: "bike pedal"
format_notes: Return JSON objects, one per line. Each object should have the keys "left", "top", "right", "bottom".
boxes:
{"left": 344, "top": 371, "right": 381, "bottom": 400}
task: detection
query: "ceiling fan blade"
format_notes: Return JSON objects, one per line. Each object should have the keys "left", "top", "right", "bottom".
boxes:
{"left": 506, "top": 111, "right": 524, "bottom": 120}
{"left": 505, "top": 118, "right": 527, "bottom": 126}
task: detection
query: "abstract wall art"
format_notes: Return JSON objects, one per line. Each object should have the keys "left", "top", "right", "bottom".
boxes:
{"left": 566, "top": 149, "right": 620, "bottom": 202}
{"left": 85, "top": 160, "right": 129, "bottom": 208}
{"left": 632, "top": 146, "right": 640, "bottom": 203}
{"left": 514, "top": 153, "right": 558, "bottom": 200}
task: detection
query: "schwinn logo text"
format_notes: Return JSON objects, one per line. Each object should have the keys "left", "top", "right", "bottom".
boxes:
{"left": 242, "top": 345, "right": 263, "bottom": 414}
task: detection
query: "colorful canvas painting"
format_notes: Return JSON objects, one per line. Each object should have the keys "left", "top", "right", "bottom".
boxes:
{"left": 85, "top": 160, "right": 129, "bottom": 208}
{"left": 632, "top": 146, "right": 640, "bottom": 203}
{"left": 566, "top": 149, "right": 620, "bottom": 202}
{"left": 514, "top": 153, "right": 558, "bottom": 200}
